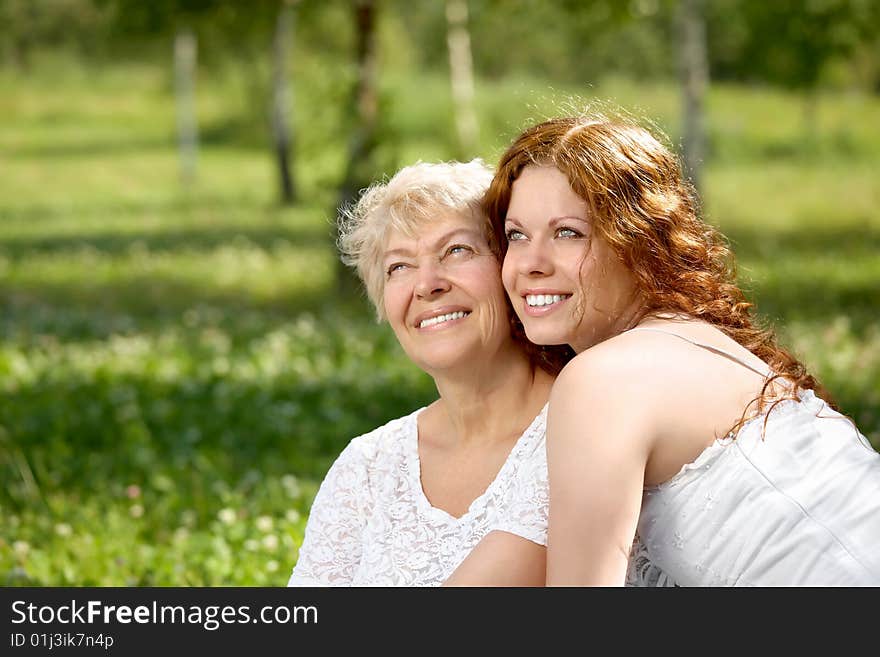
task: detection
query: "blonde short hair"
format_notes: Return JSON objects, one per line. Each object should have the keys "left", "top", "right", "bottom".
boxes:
{"left": 338, "top": 159, "right": 496, "bottom": 320}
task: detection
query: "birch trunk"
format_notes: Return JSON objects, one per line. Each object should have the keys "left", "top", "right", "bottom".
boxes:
{"left": 446, "top": 0, "right": 478, "bottom": 157}
{"left": 337, "top": 0, "right": 379, "bottom": 295}
{"left": 174, "top": 29, "right": 198, "bottom": 186}
{"left": 678, "top": 0, "right": 708, "bottom": 196}
{"left": 272, "top": 0, "right": 297, "bottom": 205}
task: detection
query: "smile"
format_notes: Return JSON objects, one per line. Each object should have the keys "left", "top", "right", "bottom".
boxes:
{"left": 525, "top": 294, "right": 570, "bottom": 307}
{"left": 418, "top": 311, "right": 470, "bottom": 329}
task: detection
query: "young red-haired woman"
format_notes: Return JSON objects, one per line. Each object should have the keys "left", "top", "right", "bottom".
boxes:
{"left": 486, "top": 115, "right": 880, "bottom": 586}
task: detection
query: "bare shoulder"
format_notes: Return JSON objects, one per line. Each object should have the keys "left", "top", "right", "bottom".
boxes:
{"left": 548, "top": 336, "right": 671, "bottom": 452}
{"left": 552, "top": 327, "right": 699, "bottom": 407}
{"left": 633, "top": 317, "right": 771, "bottom": 373}
{"left": 549, "top": 323, "right": 743, "bottom": 446}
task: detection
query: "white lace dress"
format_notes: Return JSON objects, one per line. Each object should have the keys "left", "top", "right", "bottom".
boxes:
{"left": 288, "top": 405, "right": 549, "bottom": 586}
{"left": 627, "top": 389, "right": 880, "bottom": 586}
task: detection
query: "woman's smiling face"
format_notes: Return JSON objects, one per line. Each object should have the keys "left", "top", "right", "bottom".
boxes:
{"left": 382, "top": 211, "right": 512, "bottom": 374}
{"left": 501, "top": 165, "right": 641, "bottom": 353}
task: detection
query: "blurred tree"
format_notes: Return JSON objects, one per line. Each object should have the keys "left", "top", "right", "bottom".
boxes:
{"left": 707, "top": 0, "right": 879, "bottom": 129}
{"left": 272, "top": 0, "right": 298, "bottom": 205}
{"left": 336, "top": 0, "right": 380, "bottom": 296}
{"left": 677, "top": 0, "right": 708, "bottom": 195}
{"left": 95, "top": 0, "right": 310, "bottom": 202}
{"left": 9, "top": 0, "right": 880, "bottom": 95}
{"left": 174, "top": 27, "right": 199, "bottom": 185}
{"left": 0, "top": 0, "right": 113, "bottom": 69}
{"left": 472, "top": 0, "right": 660, "bottom": 84}
{"left": 446, "top": 0, "right": 478, "bottom": 158}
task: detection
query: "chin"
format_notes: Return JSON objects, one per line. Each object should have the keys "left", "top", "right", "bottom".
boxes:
{"left": 413, "top": 348, "right": 475, "bottom": 373}
{"left": 521, "top": 323, "right": 571, "bottom": 348}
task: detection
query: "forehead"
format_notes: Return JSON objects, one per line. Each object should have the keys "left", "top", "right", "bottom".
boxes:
{"left": 507, "top": 165, "right": 589, "bottom": 219}
{"left": 384, "top": 210, "right": 486, "bottom": 252}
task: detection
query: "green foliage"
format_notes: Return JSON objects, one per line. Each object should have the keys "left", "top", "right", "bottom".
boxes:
{"left": 0, "top": 0, "right": 115, "bottom": 65}
{"left": 0, "top": 59, "right": 878, "bottom": 584}
{"left": 389, "top": 0, "right": 674, "bottom": 83}
{"left": 707, "top": 0, "right": 880, "bottom": 90}
{"left": 5, "top": 1, "right": 879, "bottom": 91}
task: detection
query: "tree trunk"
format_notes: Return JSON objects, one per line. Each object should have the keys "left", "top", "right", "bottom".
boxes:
{"left": 446, "top": 0, "right": 478, "bottom": 157}
{"left": 338, "top": 0, "right": 379, "bottom": 207}
{"left": 272, "top": 0, "right": 297, "bottom": 205}
{"left": 174, "top": 29, "right": 198, "bottom": 186}
{"left": 336, "top": 0, "right": 380, "bottom": 297}
{"left": 677, "top": 0, "right": 708, "bottom": 196}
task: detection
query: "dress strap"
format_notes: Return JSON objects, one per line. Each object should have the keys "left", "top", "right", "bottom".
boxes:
{"left": 626, "top": 326, "right": 774, "bottom": 378}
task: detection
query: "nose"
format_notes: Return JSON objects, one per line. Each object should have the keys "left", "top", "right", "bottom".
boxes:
{"left": 513, "top": 240, "right": 553, "bottom": 277}
{"left": 414, "top": 260, "right": 451, "bottom": 299}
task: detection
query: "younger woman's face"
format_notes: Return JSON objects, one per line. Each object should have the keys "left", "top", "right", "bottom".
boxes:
{"left": 501, "top": 165, "right": 640, "bottom": 353}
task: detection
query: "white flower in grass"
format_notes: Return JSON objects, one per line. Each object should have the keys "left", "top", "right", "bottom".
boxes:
{"left": 285, "top": 509, "right": 301, "bottom": 524}
{"left": 218, "top": 508, "right": 237, "bottom": 525}
{"left": 129, "top": 504, "right": 144, "bottom": 518}
{"left": 256, "top": 516, "right": 273, "bottom": 533}
{"left": 262, "top": 534, "right": 279, "bottom": 551}
{"left": 13, "top": 541, "right": 30, "bottom": 557}
{"left": 244, "top": 539, "right": 259, "bottom": 551}
{"left": 55, "top": 523, "right": 72, "bottom": 537}
{"left": 281, "top": 475, "right": 301, "bottom": 498}
{"left": 266, "top": 560, "right": 279, "bottom": 573}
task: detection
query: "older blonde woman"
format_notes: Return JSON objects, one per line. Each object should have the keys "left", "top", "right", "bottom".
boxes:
{"left": 287, "top": 160, "right": 573, "bottom": 586}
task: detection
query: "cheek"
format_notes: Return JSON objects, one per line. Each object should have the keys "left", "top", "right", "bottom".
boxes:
{"left": 382, "top": 285, "right": 406, "bottom": 322}
{"left": 501, "top": 256, "right": 517, "bottom": 295}
{"left": 478, "top": 289, "right": 508, "bottom": 344}
{"left": 473, "top": 266, "right": 511, "bottom": 340}
{"left": 590, "top": 241, "right": 632, "bottom": 298}
{"left": 576, "top": 248, "right": 633, "bottom": 315}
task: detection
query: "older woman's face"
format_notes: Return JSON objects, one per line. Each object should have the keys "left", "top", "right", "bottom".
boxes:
{"left": 382, "top": 212, "right": 511, "bottom": 375}
{"left": 502, "top": 165, "right": 639, "bottom": 352}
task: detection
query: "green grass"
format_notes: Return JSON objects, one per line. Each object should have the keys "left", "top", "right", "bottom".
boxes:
{"left": 1, "top": 61, "right": 878, "bottom": 584}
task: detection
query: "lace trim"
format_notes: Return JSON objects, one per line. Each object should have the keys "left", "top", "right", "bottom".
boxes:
{"left": 627, "top": 539, "right": 678, "bottom": 587}
{"left": 404, "top": 404, "right": 547, "bottom": 522}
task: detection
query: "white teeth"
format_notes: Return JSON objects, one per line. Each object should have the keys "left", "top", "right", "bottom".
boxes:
{"left": 419, "top": 311, "right": 468, "bottom": 328}
{"left": 526, "top": 294, "right": 568, "bottom": 307}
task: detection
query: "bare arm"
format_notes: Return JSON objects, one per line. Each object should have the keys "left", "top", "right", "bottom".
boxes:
{"left": 545, "top": 352, "right": 654, "bottom": 586}
{"left": 443, "top": 531, "right": 546, "bottom": 587}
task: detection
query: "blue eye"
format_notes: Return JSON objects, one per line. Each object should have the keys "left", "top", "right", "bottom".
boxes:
{"left": 386, "top": 263, "right": 409, "bottom": 277}
{"left": 443, "top": 244, "right": 474, "bottom": 259}
{"left": 505, "top": 229, "right": 526, "bottom": 242}
{"left": 557, "top": 227, "right": 581, "bottom": 238}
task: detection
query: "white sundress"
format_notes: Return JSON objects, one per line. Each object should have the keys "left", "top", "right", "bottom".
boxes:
{"left": 624, "top": 328, "right": 880, "bottom": 586}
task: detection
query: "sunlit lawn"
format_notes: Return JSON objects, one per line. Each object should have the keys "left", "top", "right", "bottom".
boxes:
{"left": 1, "top": 63, "right": 878, "bottom": 584}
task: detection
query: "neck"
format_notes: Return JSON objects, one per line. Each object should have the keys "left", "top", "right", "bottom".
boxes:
{"left": 426, "top": 341, "right": 554, "bottom": 448}
{"left": 570, "top": 297, "right": 647, "bottom": 354}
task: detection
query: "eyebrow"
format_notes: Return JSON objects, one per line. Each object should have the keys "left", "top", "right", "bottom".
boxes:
{"left": 383, "top": 228, "right": 484, "bottom": 260}
{"left": 504, "top": 215, "right": 590, "bottom": 226}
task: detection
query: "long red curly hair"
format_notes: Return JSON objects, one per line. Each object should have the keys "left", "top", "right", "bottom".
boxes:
{"left": 484, "top": 114, "right": 834, "bottom": 423}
